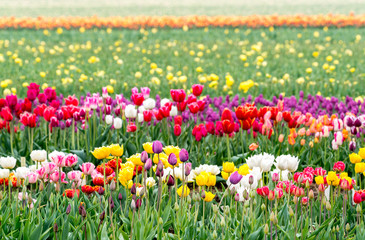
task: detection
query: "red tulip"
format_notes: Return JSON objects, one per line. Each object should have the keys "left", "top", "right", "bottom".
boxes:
{"left": 43, "top": 107, "right": 56, "bottom": 122}
{"left": 143, "top": 110, "right": 153, "bottom": 122}
{"left": 221, "top": 108, "right": 233, "bottom": 122}
{"left": 192, "top": 84, "right": 204, "bottom": 97}
{"left": 173, "top": 125, "right": 181, "bottom": 136}
{"left": 127, "top": 122, "right": 137, "bottom": 132}
{"left": 188, "top": 102, "right": 199, "bottom": 114}
{"left": 65, "top": 95, "right": 79, "bottom": 106}
{"left": 333, "top": 161, "right": 346, "bottom": 172}
{"left": 174, "top": 115, "right": 182, "bottom": 126}
{"left": 222, "top": 120, "right": 234, "bottom": 134}
{"left": 170, "top": 89, "right": 186, "bottom": 102}
{"left": 354, "top": 192, "right": 362, "bottom": 204}
{"left": 131, "top": 93, "right": 144, "bottom": 106}
{"left": 0, "top": 107, "right": 13, "bottom": 121}
{"left": 197, "top": 100, "right": 205, "bottom": 112}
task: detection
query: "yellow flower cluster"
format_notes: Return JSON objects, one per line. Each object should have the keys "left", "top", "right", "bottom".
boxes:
{"left": 196, "top": 171, "right": 216, "bottom": 187}
{"left": 350, "top": 148, "right": 365, "bottom": 175}
{"left": 91, "top": 144, "right": 124, "bottom": 159}
{"left": 118, "top": 162, "right": 134, "bottom": 187}
{"left": 221, "top": 162, "right": 250, "bottom": 180}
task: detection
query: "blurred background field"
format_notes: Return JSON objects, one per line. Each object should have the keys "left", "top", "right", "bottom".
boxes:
{"left": 1, "top": 0, "right": 365, "bottom": 16}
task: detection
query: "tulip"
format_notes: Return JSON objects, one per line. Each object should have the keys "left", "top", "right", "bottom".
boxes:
{"left": 168, "top": 153, "right": 177, "bottom": 166}
{"left": 173, "top": 125, "right": 181, "bottom": 136}
{"left": 113, "top": 117, "right": 123, "bottom": 129}
{"left": 0, "top": 156, "right": 17, "bottom": 169}
{"left": 167, "top": 175, "right": 175, "bottom": 186}
{"left": 140, "top": 151, "right": 148, "bottom": 163}
{"left": 80, "top": 162, "right": 95, "bottom": 175}
{"left": 179, "top": 149, "right": 189, "bottom": 162}
{"left": 192, "top": 84, "right": 204, "bottom": 97}
{"left": 144, "top": 158, "right": 152, "bottom": 171}
{"left": 185, "top": 162, "right": 192, "bottom": 176}
{"left": 27, "top": 172, "right": 38, "bottom": 184}
{"left": 229, "top": 171, "right": 243, "bottom": 184}
{"left": 152, "top": 141, "right": 163, "bottom": 154}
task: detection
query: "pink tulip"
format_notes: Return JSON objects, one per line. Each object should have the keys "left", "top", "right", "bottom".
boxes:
{"left": 80, "top": 162, "right": 95, "bottom": 175}
{"left": 67, "top": 171, "right": 83, "bottom": 182}
{"left": 64, "top": 154, "right": 78, "bottom": 167}
{"left": 50, "top": 171, "right": 68, "bottom": 183}
{"left": 27, "top": 172, "right": 38, "bottom": 184}
{"left": 44, "top": 162, "right": 57, "bottom": 174}
{"left": 51, "top": 155, "right": 65, "bottom": 167}
{"left": 36, "top": 167, "right": 47, "bottom": 179}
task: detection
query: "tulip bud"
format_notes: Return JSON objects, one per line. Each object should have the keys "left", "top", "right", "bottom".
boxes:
{"left": 346, "top": 223, "right": 350, "bottom": 232}
{"left": 201, "top": 190, "right": 206, "bottom": 199}
{"left": 27, "top": 194, "right": 33, "bottom": 206}
{"left": 144, "top": 158, "right": 152, "bottom": 171}
{"left": 187, "top": 195, "right": 191, "bottom": 204}
{"left": 357, "top": 204, "right": 362, "bottom": 212}
{"left": 318, "top": 184, "right": 325, "bottom": 192}
{"left": 167, "top": 175, "right": 175, "bottom": 186}
{"left": 297, "top": 176, "right": 303, "bottom": 184}
{"left": 264, "top": 224, "right": 269, "bottom": 234}
{"left": 157, "top": 160, "right": 164, "bottom": 172}
{"left": 336, "top": 226, "right": 340, "bottom": 232}
{"left": 66, "top": 204, "right": 71, "bottom": 215}
{"left": 131, "top": 199, "right": 136, "bottom": 210}
{"left": 308, "top": 190, "right": 314, "bottom": 199}
{"left": 332, "top": 226, "right": 336, "bottom": 233}
{"left": 243, "top": 190, "right": 249, "bottom": 200}
{"left": 249, "top": 175, "right": 254, "bottom": 185}
{"left": 158, "top": 217, "right": 163, "bottom": 225}
{"left": 305, "top": 180, "right": 310, "bottom": 188}
{"left": 131, "top": 184, "right": 136, "bottom": 195}
{"left": 155, "top": 168, "right": 163, "bottom": 178}
{"left": 109, "top": 181, "right": 116, "bottom": 192}
{"left": 270, "top": 212, "right": 275, "bottom": 222}
{"left": 271, "top": 173, "right": 279, "bottom": 183}
{"left": 174, "top": 202, "right": 179, "bottom": 211}
{"left": 326, "top": 201, "right": 331, "bottom": 211}
{"left": 140, "top": 151, "right": 148, "bottom": 163}
{"left": 98, "top": 186, "right": 105, "bottom": 195}
{"left": 261, "top": 203, "right": 266, "bottom": 211}
{"left": 53, "top": 223, "right": 58, "bottom": 233}
{"left": 0, "top": 192, "right": 3, "bottom": 200}
{"left": 220, "top": 217, "right": 225, "bottom": 227}
{"left": 288, "top": 206, "right": 294, "bottom": 217}
{"left": 212, "top": 230, "right": 217, "bottom": 239}
{"left": 139, "top": 188, "right": 145, "bottom": 198}
{"left": 213, "top": 204, "right": 218, "bottom": 214}
{"left": 244, "top": 200, "right": 250, "bottom": 208}
{"left": 185, "top": 162, "right": 192, "bottom": 176}
{"left": 39, "top": 181, "right": 44, "bottom": 191}
{"left": 293, "top": 196, "right": 298, "bottom": 204}
{"left": 230, "top": 187, "right": 236, "bottom": 196}
{"left": 100, "top": 211, "right": 105, "bottom": 221}
{"left": 79, "top": 205, "right": 87, "bottom": 218}
{"left": 55, "top": 182, "right": 60, "bottom": 193}
{"left": 234, "top": 193, "right": 240, "bottom": 202}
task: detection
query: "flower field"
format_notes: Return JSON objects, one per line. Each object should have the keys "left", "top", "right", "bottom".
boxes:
{"left": 1, "top": 15, "right": 365, "bottom": 239}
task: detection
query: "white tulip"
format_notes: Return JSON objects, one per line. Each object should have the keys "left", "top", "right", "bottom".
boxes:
{"left": 113, "top": 117, "right": 123, "bottom": 129}
{"left": 0, "top": 156, "right": 17, "bottom": 169}
{"left": 160, "top": 98, "right": 170, "bottom": 107}
{"left": 138, "top": 113, "right": 144, "bottom": 123}
{"left": 15, "top": 167, "right": 30, "bottom": 179}
{"left": 30, "top": 150, "right": 47, "bottom": 162}
{"left": 143, "top": 98, "right": 156, "bottom": 110}
{"left": 170, "top": 106, "right": 178, "bottom": 117}
{"left": 0, "top": 169, "right": 10, "bottom": 178}
{"left": 105, "top": 115, "right": 113, "bottom": 125}
{"left": 125, "top": 104, "right": 137, "bottom": 119}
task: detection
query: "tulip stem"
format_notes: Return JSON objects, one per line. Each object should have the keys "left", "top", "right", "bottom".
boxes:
{"left": 10, "top": 121, "right": 14, "bottom": 155}
{"left": 226, "top": 134, "right": 231, "bottom": 161}
{"left": 72, "top": 119, "right": 75, "bottom": 149}
{"left": 116, "top": 157, "right": 120, "bottom": 190}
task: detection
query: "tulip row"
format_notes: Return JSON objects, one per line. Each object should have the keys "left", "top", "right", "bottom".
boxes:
{"left": 1, "top": 15, "right": 365, "bottom": 29}
{"left": 0, "top": 83, "right": 364, "bottom": 175}
{"left": 2, "top": 139, "right": 365, "bottom": 239}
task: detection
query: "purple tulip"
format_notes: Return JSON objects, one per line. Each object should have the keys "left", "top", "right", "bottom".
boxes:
{"left": 167, "top": 175, "right": 175, "bottom": 186}
{"left": 168, "top": 153, "right": 177, "bottom": 166}
{"left": 229, "top": 171, "right": 243, "bottom": 185}
{"left": 130, "top": 183, "right": 136, "bottom": 195}
{"left": 185, "top": 162, "right": 192, "bottom": 176}
{"left": 152, "top": 141, "right": 163, "bottom": 154}
{"left": 179, "top": 148, "right": 189, "bottom": 162}
{"left": 144, "top": 158, "right": 152, "bottom": 170}
{"left": 141, "top": 151, "right": 148, "bottom": 163}
{"left": 349, "top": 141, "right": 356, "bottom": 152}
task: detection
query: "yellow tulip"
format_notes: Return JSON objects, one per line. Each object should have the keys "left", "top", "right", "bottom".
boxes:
{"left": 350, "top": 153, "right": 362, "bottom": 164}
{"left": 315, "top": 176, "right": 324, "bottom": 185}
{"left": 163, "top": 145, "right": 181, "bottom": 157}
{"left": 206, "top": 174, "right": 216, "bottom": 187}
{"left": 359, "top": 148, "right": 365, "bottom": 159}
{"left": 223, "top": 162, "right": 235, "bottom": 173}
{"left": 143, "top": 142, "right": 154, "bottom": 154}
{"left": 127, "top": 154, "right": 143, "bottom": 166}
{"left": 177, "top": 185, "right": 190, "bottom": 197}
{"left": 91, "top": 147, "right": 111, "bottom": 159}
{"left": 221, "top": 171, "right": 230, "bottom": 180}
{"left": 196, "top": 172, "right": 208, "bottom": 186}
{"left": 355, "top": 163, "right": 365, "bottom": 173}
{"left": 238, "top": 164, "right": 250, "bottom": 176}
{"left": 110, "top": 144, "right": 124, "bottom": 157}
{"left": 203, "top": 191, "right": 215, "bottom": 202}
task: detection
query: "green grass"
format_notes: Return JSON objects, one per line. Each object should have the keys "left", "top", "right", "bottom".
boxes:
{"left": 0, "top": 0, "right": 364, "bottom": 17}
{"left": 0, "top": 26, "right": 364, "bottom": 99}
